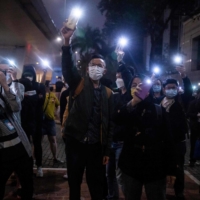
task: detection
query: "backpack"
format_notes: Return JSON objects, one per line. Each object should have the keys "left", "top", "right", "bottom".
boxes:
{"left": 61, "top": 78, "right": 112, "bottom": 127}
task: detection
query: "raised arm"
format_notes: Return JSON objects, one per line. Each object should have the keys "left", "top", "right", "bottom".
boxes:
{"left": 61, "top": 26, "right": 81, "bottom": 91}
{"left": 176, "top": 66, "right": 192, "bottom": 109}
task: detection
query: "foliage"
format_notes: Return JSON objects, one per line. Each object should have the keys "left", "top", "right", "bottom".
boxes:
{"left": 98, "top": 0, "right": 200, "bottom": 68}
{"left": 71, "top": 25, "right": 118, "bottom": 76}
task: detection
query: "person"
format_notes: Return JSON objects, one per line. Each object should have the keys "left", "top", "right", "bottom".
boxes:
{"left": 43, "top": 85, "right": 63, "bottom": 163}
{"left": 106, "top": 62, "right": 133, "bottom": 199}
{"left": 187, "top": 88, "right": 200, "bottom": 166}
{"left": 114, "top": 74, "right": 176, "bottom": 200}
{"left": 161, "top": 66, "right": 192, "bottom": 200}
{"left": 0, "top": 60, "right": 24, "bottom": 121}
{"left": 0, "top": 66, "right": 33, "bottom": 200}
{"left": 19, "top": 78, "right": 38, "bottom": 141}
{"left": 55, "top": 76, "right": 65, "bottom": 100}
{"left": 61, "top": 26, "right": 113, "bottom": 200}
{"left": 22, "top": 65, "right": 46, "bottom": 177}
{"left": 149, "top": 78, "right": 164, "bottom": 104}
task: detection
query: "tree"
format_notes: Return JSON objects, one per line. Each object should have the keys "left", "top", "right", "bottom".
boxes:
{"left": 72, "top": 25, "right": 118, "bottom": 76}
{"left": 98, "top": 0, "right": 200, "bottom": 69}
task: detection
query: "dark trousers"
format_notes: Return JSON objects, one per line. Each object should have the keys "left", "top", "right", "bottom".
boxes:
{"left": 190, "top": 127, "right": 200, "bottom": 163}
{"left": 174, "top": 141, "right": 186, "bottom": 197}
{"left": 106, "top": 142, "right": 123, "bottom": 199}
{"left": 65, "top": 136, "right": 104, "bottom": 200}
{"left": 122, "top": 172, "right": 166, "bottom": 200}
{"left": 0, "top": 155, "right": 33, "bottom": 200}
{"left": 33, "top": 125, "right": 43, "bottom": 167}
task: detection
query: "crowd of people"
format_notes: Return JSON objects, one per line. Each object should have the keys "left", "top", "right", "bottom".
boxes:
{"left": 0, "top": 24, "right": 200, "bottom": 200}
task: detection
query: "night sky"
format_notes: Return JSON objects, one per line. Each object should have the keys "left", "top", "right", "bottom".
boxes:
{"left": 42, "top": 0, "right": 105, "bottom": 30}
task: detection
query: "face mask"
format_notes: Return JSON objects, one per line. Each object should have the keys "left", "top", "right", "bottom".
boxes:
{"left": 165, "top": 89, "right": 178, "bottom": 98}
{"left": 88, "top": 66, "right": 104, "bottom": 81}
{"left": 131, "top": 87, "right": 137, "bottom": 97}
{"left": 116, "top": 78, "right": 125, "bottom": 89}
{"left": 153, "top": 85, "right": 161, "bottom": 93}
{"left": 6, "top": 73, "right": 12, "bottom": 84}
{"left": 26, "top": 76, "right": 33, "bottom": 81}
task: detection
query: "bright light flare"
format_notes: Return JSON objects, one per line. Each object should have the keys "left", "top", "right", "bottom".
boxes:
{"left": 56, "top": 37, "right": 62, "bottom": 42}
{"left": 193, "top": 85, "right": 197, "bottom": 90}
{"left": 146, "top": 79, "right": 152, "bottom": 84}
{"left": 8, "top": 59, "right": 16, "bottom": 67}
{"left": 71, "top": 8, "right": 82, "bottom": 18}
{"left": 153, "top": 67, "right": 160, "bottom": 74}
{"left": 174, "top": 55, "right": 182, "bottom": 64}
{"left": 118, "top": 37, "right": 128, "bottom": 47}
{"left": 40, "top": 58, "right": 51, "bottom": 69}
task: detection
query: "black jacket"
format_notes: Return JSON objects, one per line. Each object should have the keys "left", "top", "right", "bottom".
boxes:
{"left": 21, "top": 94, "right": 38, "bottom": 140}
{"left": 112, "top": 91, "right": 132, "bottom": 142}
{"left": 162, "top": 77, "right": 192, "bottom": 143}
{"left": 62, "top": 46, "right": 113, "bottom": 156}
{"left": 60, "top": 89, "right": 69, "bottom": 125}
{"left": 22, "top": 66, "right": 46, "bottom": 123}
{"left": 115, "top": 98, "right": 176, "bottom": 182}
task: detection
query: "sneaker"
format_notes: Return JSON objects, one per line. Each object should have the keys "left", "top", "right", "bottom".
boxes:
{"left": 63, "top": 174, "right": 68, "bottom": 179}
{"left": 53, "top": 158, "right": 64, "bottom": 164}
{"left": 196, "top": 161, "right": 200, "bottom": 166}
{"left": 36, "top": 167, "right": 43, "bottom": 177}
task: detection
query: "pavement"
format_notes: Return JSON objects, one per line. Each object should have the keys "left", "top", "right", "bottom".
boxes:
{"left": 4, "top": 123, "right": 200, "bottom": 199}
{"left": 40, "top": 121, "right": 66, "bottom": 169}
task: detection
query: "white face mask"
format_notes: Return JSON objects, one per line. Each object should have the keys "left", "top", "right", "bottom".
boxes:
{"left": 88, "top": 66, "right": 104, "bottom": 81}
{"left": 116, "top": 78, "right": 125, "bottom": 88}
{"left": 6, "top": 73, "right": 12, "bottom": 84}
{"left": 26, "top": 76, "right": 33, "bottom": 81}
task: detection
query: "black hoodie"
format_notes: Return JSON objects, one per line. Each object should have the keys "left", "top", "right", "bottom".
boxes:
{"left": 22, "top": 65, "right": 46, "bottom": 121}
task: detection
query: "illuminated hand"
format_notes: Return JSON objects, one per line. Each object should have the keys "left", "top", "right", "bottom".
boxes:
{"left": 176, "top": 66, "right": 186, "bottom": 78}
{"left": 116, "top": 50, "right": 125, "bottom": 63}
{"left": 61, "top": 21, "right": 76, "bottom": 45}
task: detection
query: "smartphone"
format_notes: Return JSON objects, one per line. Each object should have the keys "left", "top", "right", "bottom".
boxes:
{"left": 135, "top": 83, "right": 152, "bottom": 100}
{"left": 65, "top": 10, "right": 79, "bottom": 30}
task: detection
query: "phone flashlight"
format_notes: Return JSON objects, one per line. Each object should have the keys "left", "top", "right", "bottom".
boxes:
{"left": 174, "top": 55, "right": 182, "bottom": 65}
{"left": 65, "top": 8, "right": 82, "bottom": 30}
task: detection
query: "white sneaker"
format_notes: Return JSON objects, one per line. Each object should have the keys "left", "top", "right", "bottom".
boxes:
{"left": 36, "top": 167, "right": 43, "bottom": 177}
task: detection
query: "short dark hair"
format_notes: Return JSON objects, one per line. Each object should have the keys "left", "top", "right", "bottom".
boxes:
{"left": 50, "top": 86, "right": 54, "bottom": 92}
{"left": 89, "top": 54, "right": 104, "bottom": 61}
{"left": 57, "top": 76, "right": 62, "bottom": 79}
{"left": 163, "top": 79, "right": 179, "bottom": 88}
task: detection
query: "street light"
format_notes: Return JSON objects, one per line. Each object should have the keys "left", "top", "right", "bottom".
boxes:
{"left": 71, "top": 8, "right": 82, "bottom": 18}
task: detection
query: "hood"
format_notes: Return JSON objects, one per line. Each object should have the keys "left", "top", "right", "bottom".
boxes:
{"left": 22, "top": 65, "right": 37, "bottom": 82}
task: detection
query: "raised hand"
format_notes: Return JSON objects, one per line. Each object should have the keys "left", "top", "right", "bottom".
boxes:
{"left": 61, "top": 22, "right": 76, "bottom": 46}
{"left": 176, "top": 66, "right": 186, "bottom": 78}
